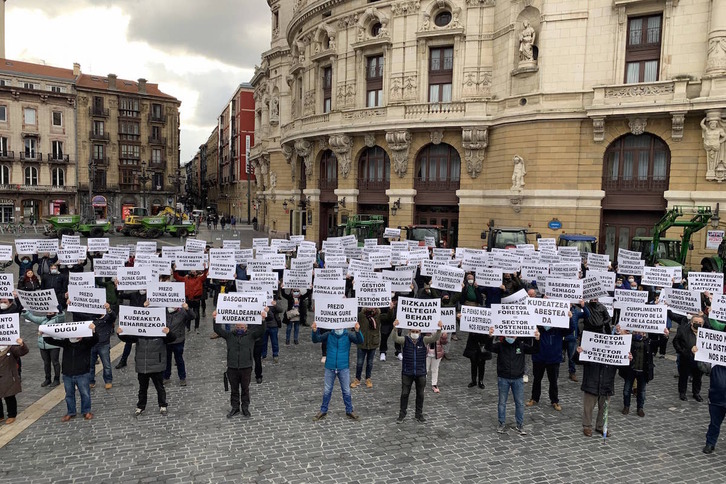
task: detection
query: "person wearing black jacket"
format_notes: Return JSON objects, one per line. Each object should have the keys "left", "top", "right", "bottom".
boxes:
{"left": 117, "top": 324, "right": 176, "bottom": 417}
{"left": 704, "top": 317, "right": 726, "bottom": 454}
{"left": 43, "top": 324, "right": 98, "bottom": 421}
{"left": 115, "top": 289, "right": 147, "bottom": 369}
{"left": 487, "top": 327, "right": 541, "bottom": 435}
{"left": 256, "top": 301, "right": 283, "bottom": 383}
{"left": 41, "top": 262, "right": 69, "bottom": 310}
{"left": 673, "top": 314, "right": 704, "bottom": 402}
{"left": 87, "top": 304, "right": 116, "bottom": 390}
{"left": 162, "top": 303, "right": 195, "bottom": 386}
{"left": 213, "top": 309, "right": 266, "bottom": 418}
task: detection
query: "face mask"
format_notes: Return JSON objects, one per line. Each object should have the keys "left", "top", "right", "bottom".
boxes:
{"left": 630, "top": 285, "right": 637, "bottom": 290}
{"left": 69, "top": 338, "right": 81, "bottom": 343}
{"left": 505, "top": 337, "right": 516, "bottom": 344}
{"left": 628, "top": 278, "right": 634, "bottom": 283}
{"left": 22, "top": 258, "right": 29, "bottom": 263}
{"left": 293, "top": 292, "right": 300, "bottom": 297}
{"left": 51, "top": 269, "right": 60, "bottom": 274}
{"left": 467, "top": 279, "right": 474, "bottom": 285}
{"left": 543, "top": 326, "right": 551, "bottom": 331}
{"left": 0, "top": 303, "right": 8, "bottom": 310}
{"left": 167, "top": 308, "right": 176, "bottom": 314}
{"left": 410, "top": 332, "right": 420, "bottom": 340}
{"left": 334, "top": 328, "right": 345, "bottom": 336}
{"left": 234, "top": 328, "right": 246, "bottom": 335}
{"left": 139, "top": 290, "right": 147, "bottom": 295}
{"left": 634, "top": 334, "right": 643, "bottom": 341}
{"left": 692, "top": 321, "right": 702, "bottom": 330}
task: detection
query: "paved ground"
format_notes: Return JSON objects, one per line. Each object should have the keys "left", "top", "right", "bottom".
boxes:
{"left": 0, "top": 227, "right": 725, "bottom": 482}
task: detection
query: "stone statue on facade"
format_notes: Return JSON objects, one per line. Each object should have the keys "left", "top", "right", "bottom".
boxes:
{"left": 701, "top": 115, "right": 726, "bottom": 182}
{"left": 518, "top": 21, "right": 536, "bottom": 66}
{"left": 511, "top": 155, "right": 526, "bottom": 192}
{"left": 270, "top": 97, "right": 279, "bottom": 124}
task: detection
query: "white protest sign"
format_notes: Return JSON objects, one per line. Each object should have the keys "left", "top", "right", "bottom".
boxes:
{"left": 642, "top": 266, "right": 674, "bottom": 287}
{"left": 490, "top": 304, "right": 536, "bottom": 337}
{"left": 223, "top": 239, "right": 241, "bottom": 249}
{"left": 579, "top": 331, "right": 632, "bottom": 366}
{"left": 618, "top": 248, "right": 642, "bottom": 263}
{"left": 118, "top": 306, "right": 167, "bottom": 336}
{"left": 711, "top": 295, "right": 726, "bottom": 321}
{"left": 67, "top": 286, "right": 107, "bottom": 316}
{"left": 502, "top": 288, "right": 529, "bottom": 305}
{"left": 235, "top": 249, "right": 254, "bottom": 265}
{"left": 283, "top": 268, "right": 312, "bottom": 289}
{"left": 545, "top": 277, "right": 583, "bottom": 303}
{"left": 582, "top": 275, "right": 609, "bottom": 301}
{"left": 208, "top": 258, "right": 236, "bottom": 280}
{"left": 247, "top": 259, "right": 272, "bottom": 273}
{"left": 117, "top": 267, "right": 153, "bottom": 291}
{"left": 617, "top": 259, "right": 645, "bottom": 276}
{"left": 460, "top": 306, "right": 493, "bottom": 334}
{"left": 136, "top": 241, "right": 157, "bottom": 254}
{"left": 520, "top": 263, "right": 549, "bottom": 283}
{"left": 707, "top": 230, "right": 725, "bottom": 250}
{"left": 236, "top": 280, "right": 275, "bottom": 300}
{"left": 476, "top": 267, "right": 503, "bottom": 288}
{"left": 538, "top": 238, "right": 557, "bottom": 251}
{"left": 587, "top": 253, "right": 610, "bottom": 272}
{"left": 185, "top": 238, "right": 207, "bottom": 252}
{"left": 660, "top": 288, "right": 701, "bottom": 314}
{"left": 17, "top": 289, "right": 58, "bottom": 313}
{"left": 0, "top": 245, "right": 13, "bottom": 261}
{"left": 356, "top": 280, "right": 391, "bottom": 308}
{"left": 94, "top": 258, "right": 124, "bottom": 278}
{"left": 613, "top": 289, "right": 649, "bottom": 310}
{"left": 87, "top": 238, "right": 109, "bottom": 253}
{"left": 36, "top": 239, "right": 59, "bottom": 254}
{"left": 314, "top": 297, "right": 359, "bottom": 329}
{"left": 364, "top": 238, "right": 378, "bottom": 248}
{"left": 588, "top": 271, "right": 616, "bottom": 293}
{"left": 161, "top": 246, "right": 184, "bottom": 259}
{"left": 382, "top": 270, "right": 413, "bottom": 293}
{"left": 368, "top": 252, "right": 392, "bottom": 269}
{"left": 526, "top": 297, "right": 570, "bottom": 328}
{"left": 215, "top": 292, "right": 266, "bottom": 325}
{"left": 289, "top": 235, "right": 305, "bottom": 245}
{"left": 0, "top": 273, "right": 12, "bottom": 298}
{"left": 431, "top": 266, "right": 465, "bottom": 292}
{"left": 147, "top": 282, "right": 185, "bottom": 308}
{"left": 290, "top": 258, "right": 315, "bottom": 271}
{"left": 15, "top": 239, "right": 39, "bottom": 255}
{"left": 550, "top": 263, "right": 580, "bottom": 280}
{"left": 600, "top": 296, "right": 615, "bottom": 317}
{"left": 687, "top": 272, "right": 724, "bottom": 294}
{"left": 250, "top": 271, "right": 278, "bottom": 286}
{"left": 441, "top": 307, "right": 457, "bottom": 333}
{"left": 39, "top": 321, "right": 93, "bottom": 339}
{"left": 108, "top": 246, "right": 131, "bottom": 259}
{"left": 174, "top": 252, "right": 206, "bottom": 271}
{"left": 489, "top": 251, "right": 522, "bottom": 273}
{"left": 396, "top": 297, "right": 441, "bottom": 330}
{"left": 619, "top": 304, "right": 667, "bottom": 334}
{"left": 313, "top": 279, "right": 346, "bottom": 300}
{"left": 0, "top": 313, "right": 20, "bottom": 345}
{"left": 57, "top": 246, "right": 87, "bottom": 265}
{"left": 383, "top": 228, "right": 401, "bottom": 239}
{"left": 314, "top": 268, "right": 345, "bottom": 280}
{"left": 252, "top": 238, "right": 269, "bottom": 249}
{"left": 695, "top": 327, "right": 726, "bottom": 367}
{"left": 324, "top": 255, "right": 347, "bottom": 269}
{"left": 61, "top": 234, "right": 81, "bottom": 248}
{"left": 420, "top": 259, "right": 444, "bottom": 277}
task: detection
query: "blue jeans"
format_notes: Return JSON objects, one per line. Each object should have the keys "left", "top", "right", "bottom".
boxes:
{"left": 63, "top": 373, "right": 92, "bottom": 416}
{"left": 356, "top": 348, "right": 376, "bottom": 380}
{"left": 262, "top": 327, "right": 279, "bottom": 357}
{"left": 497, "top": 377, "right": 525, "bottom": 426}
{"left": 707, "top": 404, "right": 726, "bottom": 447}
{"left": 286, "top": 322, "right": 300, "bottom": 343}
{"left": 622, "top": 371, "right": 647, "bottom": 409}
{"left": 89, "top": 344, "right": 112, "bottom": 385}
{"left": 321, "top": 368, "right": 353, "bottom": 414}
{"left": 565, "top": 339, "right": 577, "bottom": 375}
{"left": 164, "top": 342, "right": 186, "bottom": 380}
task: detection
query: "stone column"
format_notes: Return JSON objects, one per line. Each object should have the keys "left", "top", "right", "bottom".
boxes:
{"left": 706, "top": 0, "right": 726, "bottom": 77}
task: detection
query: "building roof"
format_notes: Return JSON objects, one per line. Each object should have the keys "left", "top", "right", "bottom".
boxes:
{"left": 0, "top": 58, "right": 76, "bottom": 82}
{"left": 76, "top": 74, "right": 179, "bottom": 101}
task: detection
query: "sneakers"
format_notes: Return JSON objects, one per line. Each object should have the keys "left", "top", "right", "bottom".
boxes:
{"left": 516, "top": 425, "right": 527, "bottom": 436}
{"left": 321, "top": 356, "right": 326, "bottom": 364}
{"left": 637, "top": 408, "right": 645, "bottom": 417}
{"left": 256, "top": 377, "right": 263, "bottom": 384}
{"left": 41, "top": 379, "right": 51, "bottom": 388}
{"left": 526, "top": 399, "right": 538, "bottom": 407}
{"left": 380, "top": 353, "right": 386, "bottom": 362}
{"left": 227, "top": 408, "right": 240, "bottom": 418}
{"left": 622, "top": 406, "right": 630, "bottom": 415}
{"left": 84, "top": 413, "right": 94, "bottom": 420}
{"left": 180, "top": 380, "right": 187, "bottom": 387}
{"left": 569, "top": 373, "right": 578, "bottom": 382}
{"left": 552, "top": 403, "right": 562, "bottom": 412}
{"left": 397, "top": 353, "right": 403, "bottom": 361}
{"left": 497, "top": 423, "right": 507, "bottom": 434}
{"left": 396, "top": 414, "right": 405, "bottom": 424}
{"left": 134, "top": 408, "right": 144, "bottom": 417}
{"left": 346, "top": 412, "right": 360, "bottom": 421}
{"left": 104, "top": 383, "right": 112, "bottom": 390}
{"left": 273, "top": 357, "right": 279, "bottom": 364}
{"left": 523, "top": 375, "right": 529, "bottom": 383}
{"left": 160, "top": 406, "right": 168, "bottom": 416}
{"left": 415, "top": 415, "right": 426, "bottom": 423}
{"left": 89, "top": 383, "right": 96, "bottom": 389}
{"left": 242, "top": 408, "right": 251, "bottom": 418}
{"left": 365, "top": 378, "right": 373, "bottom": 388}
{"left": 350, "top": 379, "right": 361, "bottom": 389}
{"left": 703, "top": 444, "right": 715, "bottom": 454}
{"left": 5, "top": 417, "right": 15, "bottom": 425}
{"left": 432, "top": 385, "right": 440, "bottom": 394}
{"left": 61, "top": 415, "right": 75, "bottom": 422}
{"left": 115, "top": 360, "right": 127, "bottom": 369}
{"left": 312, "top": 412, "right": 327, "bottom": 422}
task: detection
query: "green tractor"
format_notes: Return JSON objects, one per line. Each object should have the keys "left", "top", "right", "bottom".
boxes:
{"left": 136, "top": 214, "right": 196, "bottom": 239}
{"left": 335, "top": 215, "right": 385, "bottom": 246}
{"left": 44, "top": 215, "right": 112, "bottom": 238}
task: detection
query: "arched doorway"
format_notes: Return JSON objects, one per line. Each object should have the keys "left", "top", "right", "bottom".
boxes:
{"left": 357, "top": 146, "right": 390, "bottom": 225}
{"left": 600, "top": 133, "right": 670, "bottom": 259}
{"left": 414, "top": 143, "right": 461, "bottom": 247}
{"left": 318, "top": 150, "right": 338, "bottom": 243}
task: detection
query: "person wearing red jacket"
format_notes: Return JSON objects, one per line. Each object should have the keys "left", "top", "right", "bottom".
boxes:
{"left": 173, "top": 267, "right": 208, "bottom": 333}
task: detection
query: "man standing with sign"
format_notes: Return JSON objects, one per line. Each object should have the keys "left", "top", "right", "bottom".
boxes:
{"left": 311, "top": 320, "right": 363, "bottom": 422}
{"left": 162, "top": 303, "right": 195, "bottom": 387}
{"left": 702, "top": 317, "right": 726, "bottom": 454}
{"left": 173, "top": 265, "right": 208, "bottom": 334}
{"left": 674, "top": 314, "right": 705, "bottom": 402}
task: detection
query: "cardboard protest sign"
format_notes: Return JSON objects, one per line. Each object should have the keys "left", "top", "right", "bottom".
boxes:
{"left": 348, "top": 259, "right": 374, "bottom": 276}
{"left": 382, "top": 270, "right": 413, "bottom": 292}
{"left": 67, "top": 286, "right": 107, "bottom": 316}
{"left": 313, "top": 279, "right": 346, "bottom": 300}
{"left": 642, "top": 266, "right": 674, "bottom": 287}
{"left": 660, "top": 288, "right": 701, "bottom": 315}
{"left": 87, "top": 238, "right": 109, "bottom": 253}
{"left": 613, "top": 289, "right": 649, "bottom": 310}
{"left": 538, "top": 238, "right": 557, "bottom": 252}
{"left": 174, "top": 252, "right": 206, "bottom": 271}
{"left": 324, "top": 255, "right": 348, "bottom": 269}
{"left": 460, "top": 306, "right": 493, "bottom": 334}
{"left": 253, "top": 238, "right": 269, "bottom": 249}
{"left": 215, "top": 292, "right": 266, "bottom": 325}
{"left": 290, "top": 235, "right": 305, "bottom": 245}
{"left": 489, "top": 251, "right": 522, "bottom": 273}
{"left": 57, "top": 246, "right": 87, "bottom": 265}
{"left": 383, "top": 228, "right": 401, "bottom": 239}
{"left": 290, "top": 258, "right": 315, "bottom": 271}
{"left": 490, "top": 304, "right": 536, "bottom": 337}
{"left": 209, "top": 248, "right": 235, "bottom": 261}
{"left": 61, "top": 234, "right": 81, "bottom": 248}
{"left": 476, "top": 267, "right": 503, "bottom": 288}
{"left": 36, "top": 239, "right": 59, "bottom": 254}
{"left": 619, "top": 304, "right": 667, "bottom": 334}
{"left": 116, "top": 267, "right": 153, "bottom": 291}
{"left": 0, "top": 313, "right": 20, "bottom": 345}
{"left": 247, "top": 259, "right": 273, "bottom": 273}
{"left": 711, "top": 295, "right": 726, "bottom": 321}
{"left": 502, "top": 288, "right": 528, "bottom": 305}
{"left": 579, "top": 331, "right": 632, "bottom": 366}
{"left": 545, "top": 278, "right": 583, "bottom": 302}
{"left": 462, "top": 253, "right": 488, "bottom": 273}
{"left": 39, "top": 321, "right": 93, "bottom": 339}
{"left": 431, "top": 266, "right": 465, "bottom": 292}
{"left": 262, "top": 254, "right": 286, "bottom": 271}
{"left": 420, "top": 259, "right": 444, "bottom": 277}
{"left": 314, "top": 297, "right": 359, "bottom": 329}
{"left": 17, "top": 289, "right": 58, "bottom": 313}
{"left": 118, "top": 306, "right": 167, "bottom": 336}
{"left": 0, "top": 272, "right": 13, "bottom": 298}
{"left": 283, "top": 268, "right": 312, "bottom": 289}
{"left": 147, "top": 282, "right": 186, "bottom": 308}
{"left": 617, "top": 248, "right": 642, "bottom": 263}
{"left": 582, "top": 275, "right": 609, "bottom": 301}
{"left": 441, "top": 307, "right": 457, "bottom": 333}
{"left": 15, "top": 239, "right": 38, "bottom": 255}
{"left": 161, "top": 246, "right": 184, "bottom": 259}
{"left": 526, "top": 297, "right": 570, "bottom": 328}
{"left": 396, "top": 297, "right": 441, "bottom": 331}
{"left": 356, "top": 280, "right": 391, "bottom": 308}
{"left": 588, "top": 271, "right": 616, "bottom": 293}
{"left": 94, "top": 257, "right": 124, "bottom": 277}
{"left": 185, "top": 238, "right": 207, "bottom": 252}
{"left": 208, "top": 258, "right": 236, "bottom": 280}
{"left": 368, "top": 252, "right": 392, "bottom": 269}
{"left": 695, "top": 327, "right": 726, "bottom": 367}
{"left": 0, "top": 245, "right": 13, "bottom": 261}
{"left": 587, "top": 253, "right": 610, "bottom": 272}
{"left": 235, "top": 249, "right": 254, "bottom": 265}
{"left": 687, "top": 272, "right": 724, "bottom": 294}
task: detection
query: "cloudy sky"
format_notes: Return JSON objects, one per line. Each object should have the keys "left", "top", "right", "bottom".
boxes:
{"left": 5, "top": 0, "right": 271, "bottom": 163}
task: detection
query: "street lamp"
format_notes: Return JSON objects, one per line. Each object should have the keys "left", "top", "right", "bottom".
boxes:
{"left": 168, "top": 167, "right": 183, "bottom": 213}
{"left": 712, "top": 203, "right": 721, "bottom": 229}
{"left": 135, "top": 161, "right": 151, "bottom": 212}
{"left": 391, "top": 198, "right": 401, "bottom": 216}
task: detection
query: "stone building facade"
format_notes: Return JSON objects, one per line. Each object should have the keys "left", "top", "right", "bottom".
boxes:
{"left": 250, "top": 0, "right": 726, "bottom": 265}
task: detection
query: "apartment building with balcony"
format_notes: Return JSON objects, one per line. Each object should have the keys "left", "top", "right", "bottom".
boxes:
{"left": 249, "top": 0, "right": 726, "bottom": 265}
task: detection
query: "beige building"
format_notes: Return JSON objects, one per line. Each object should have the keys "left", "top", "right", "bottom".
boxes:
{"left": 249, "top": 0, "right": 726, "bottom": 266}
{"left": 0, "top": 59, "right": 78, "bottom": 222}
{"left": 206, "top": 127, "right": 220, "bottom": 213}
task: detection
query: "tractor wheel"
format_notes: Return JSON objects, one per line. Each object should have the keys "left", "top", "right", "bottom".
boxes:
{"left": 146, "top": 229, "right": 162, "bottom": 239}
{"left": 89, "top": 227, "right": 105, "bottom": 238}
{"left": 176, "top": 228, "right": 188, "bottom": 238}
{"left": 59, "top": 228, "right": 75, "bottom": 237}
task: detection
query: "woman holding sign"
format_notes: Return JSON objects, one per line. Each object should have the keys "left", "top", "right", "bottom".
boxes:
{"left": 0, "top": 338, "right": 28, "bottom": 425}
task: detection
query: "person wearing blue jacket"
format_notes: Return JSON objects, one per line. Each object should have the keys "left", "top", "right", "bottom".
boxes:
{"left": 704, "top": 318, "right": 726, "bottom": 454}
{"left": 311, "top": 321, "right": 363, "bottom": 422}
{"left": 527, "top": 322, "right": 571, "bottom": 412}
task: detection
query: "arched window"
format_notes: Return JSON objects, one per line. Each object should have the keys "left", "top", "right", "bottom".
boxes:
{"left": 24, "top": 166, "right": 38, "bottom": 186}
{"left": 52, "top": 167, "right": 65, "bottom": 187}
{"left": 358, "top": 147, "right": 390, "bottom": 187}
{"left": 0, "top": 165, "right": 9, "bottom": 185}
{"left": 415, "top": 143, "right": 461, "bottom": 190}
{"left": 603, "top": 134, "right": 669, "bottom": 192}
{"left": 319, "top": 150, "right": 337, "bottom": 190}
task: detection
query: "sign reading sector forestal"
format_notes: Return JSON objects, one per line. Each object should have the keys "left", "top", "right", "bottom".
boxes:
{"left": 579, "top": 331, "right": 632, "bottom": 366}
{"left": 396, "top": 297, "right": 441, "bottom": 331}
{"left": 490, "top": 304, "right": 536, "bottom": 337}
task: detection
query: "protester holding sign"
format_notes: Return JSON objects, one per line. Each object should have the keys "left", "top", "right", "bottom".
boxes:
{"left": 22, "top": 309, "right": 64, "bottom": 388}
{"left": 352, "top": 306, "right": 395, "bottom": 389}
{"left": 87, "top": 304, "right": 116, "bottom": 390}
{"left": 527, "top": 323, "right": 570, "bottom": 412}
{"left": 14, "top": 253, "right": 37, "bottom": 280}
{"left": 18, "top": 268, "right": 40, "bottom": 292}
{"left": 703, "top": 317, "right": 726, "bottom": 454}
{"left": 162, "top": 303, "right": 195, "bottom": 387}
{"left": 487, "top": 327, "right": 540, "bottom": 435}
{"left": 115, "top": 289, "right": 147, "bottom": 370}
{"left": 426, "top": 325, "right": 449, "bottom": 394}
{"left": 117, "top": 324, "right": 177, "bottom": 417}
{"left": 673, "top": 314, "right": 705, "bottom": 402}
{"left": 0, "top": 338, "right": 28, "bottom": 425}
{"left": 619, "top": 331, "right": 657, "bottom": 417}
{"left": 41, "top": 262, "right": 69, "bottom": 310}
{"left": 43, "top": 323, "right": 98, "bottom": 421}
{"left": 173, "top": 267, "right": 208, "bottom": 333}
{"left": 281, "top": 288, "right": 311, "bottom": 345}
{"left": 311, "top": 321, "right": 363, "bottom": 422}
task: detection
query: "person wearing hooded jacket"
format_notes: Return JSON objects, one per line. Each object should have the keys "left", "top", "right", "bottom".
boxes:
{"left": 0, "top": 338, "right": 29, "bottom": 425}
{"left": 14, "top": 253, "right": 37, "bottom": 280}
{"left": 704, "top": 317, "right": 726, "bottom": 454}
{"left": 162, "top": 303, "right": 195, "bottom": 386}
{"left": 22, "top": 308, "right": 64, "bottom": 387}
